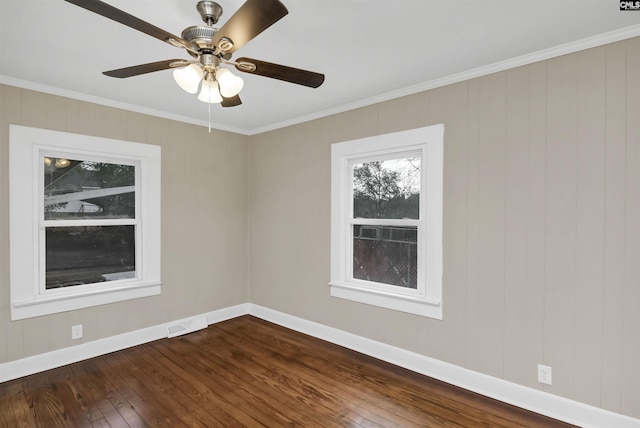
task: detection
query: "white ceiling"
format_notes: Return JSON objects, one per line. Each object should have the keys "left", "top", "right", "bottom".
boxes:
{"left": 2, "top": 1, "right": 640, "bottom": 135}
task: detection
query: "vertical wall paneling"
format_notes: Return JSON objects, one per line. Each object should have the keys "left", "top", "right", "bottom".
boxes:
{"left": 65, "top": 98, "right": 96, "bottom": 135}
{"left": 21, "top": 318, "right": 50, "bottom": 357}
{"left": 377, "top": 93, "right": 422, "bottom": 135}
{"left": 423, "top": 82, "right": 469, "bottom": 366}
{"left": 474, "top": 72, "right": 507, "bottom": 378}
{"left": 544, "top": 54, "right": 578, "bottom": 398}
{"left": 601, "top": 40, "right": 627, "bottom": 414}
{"left": 46, "top": 312, "right": 70, "bottom": 352}
{"left": 331, "top": 105, "right": 379, "bottom": 144}
{"left": 20, "top": 90, "right": 47, "bottom": 129}
{"left": 465, "top": 78, "right": 481, "bottom": 371}
{"left": 526, "top": 61, "right": 548, "bottom": 388}
{"left": 92, "top": 304, "right": 122, "bottom": 342}
{"left": 573, "top": 46, "right": 606, "bottom": 408}
{"left": 2, "top": 86, "right": 23, "bottom": 362}
{"left": 126, "top": 111, "right": 149, "bottom": 144}
{"left": 0, "top": 85, "right": 7, "bottom": 364}
{"left": 504, "top": 65, "right": 532, "bottom": 386}
{"left": 621, "top": 36, "right": 640, "bottom": 417}
{"left": 95, "top": 105, "right": 129, "bottom": 141}
{"left": 44, "top": 94, "right": 67, "bottom": 131}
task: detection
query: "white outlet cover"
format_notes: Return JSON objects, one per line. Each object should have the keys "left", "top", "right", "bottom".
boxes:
{"left": 538, "top": 364, "right": 552, "bottom": 385}
{"left": 71, "top": 324, "right": 83, "bottom": 340}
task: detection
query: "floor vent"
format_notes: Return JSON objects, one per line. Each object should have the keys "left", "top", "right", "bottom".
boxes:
{"left": 166, "top": 316, "right": 208, "bottom": 338}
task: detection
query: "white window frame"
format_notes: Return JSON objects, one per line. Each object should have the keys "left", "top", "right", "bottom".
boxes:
{"left": 9, "top": 125, "right": 161, "bottom": 320}
{"left": 330, "top": 124, "right": 443, "bottom": 319}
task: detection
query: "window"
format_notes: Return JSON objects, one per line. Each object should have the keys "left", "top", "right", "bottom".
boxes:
{"left": 330, "top": 124, "right": 443, "bottom": 319}
{"left": 9, "top": 125, "right": 161, "bottom": 320}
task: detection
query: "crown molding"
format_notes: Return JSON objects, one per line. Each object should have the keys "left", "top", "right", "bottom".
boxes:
{"left": 3, "top": 24, "right": 640, "bottom": 136}
{"left": 0, "top": 75, "right": 248, "bottom": 135}
{"left": 246, "top": 23, "right": 640, "bottom": 135}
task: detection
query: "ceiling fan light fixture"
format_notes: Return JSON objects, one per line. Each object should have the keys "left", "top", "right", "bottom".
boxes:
{"left": 198, "top": 77, "right": 223, "bottom": 103}
{"left": 173, "top": 63, "right": 204, "bottom": 94}
{"left": 216, "top": 67, "right": 244, "bottom": 97}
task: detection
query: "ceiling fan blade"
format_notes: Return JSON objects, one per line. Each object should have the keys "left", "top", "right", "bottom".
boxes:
{"left": 221, "top": 95, "right": 242, "bottom": 107}
{"left": 103, "top": 59, "right": 190, "bottom": 78}
{"left": 212, "top": 0, "right": 288, "bottom": 54}
{"left": 234, "top": 58, "right": 325, "bottom": 88}
{"left": 64, "top": 0, "right": 193, "bottom": 51}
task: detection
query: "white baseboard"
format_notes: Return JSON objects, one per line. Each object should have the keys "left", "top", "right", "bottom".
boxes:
{"left": 247, "top": 304, "right": 640, "bottom": 428}
{"left": 0, "top": 303, "right": 249, "bottom": 384}
{"left": 1, "top": 302, "right": 638, "bottom": 428}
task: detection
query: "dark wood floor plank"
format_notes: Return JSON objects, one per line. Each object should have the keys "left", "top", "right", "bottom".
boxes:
{"left": 110, "top": 349, "right": 210, "bottom": 427}
{"left": 21, "top": 369, "right": 93, "bottom": 428}
{"left": 0, "top": 315, "right": 576, "bottom": 428}
{"left": 214, "top": 317, "right": 490, "bottom": 427}
{"left": 96, "top": 351, "right": 187, "bottom": 428}
{"left": 0, "top": 381, "right": 38, "bottom": 428}
{"left": 47, "top": 365, "right": 111, "bottom": 426}
{"left": 148, "top": 338, "right": 338, "bottom": 426}
{"left": 135, "top": 344, "right": 249, "bottom": 427}
{"left": 153, "top": 337, "right": 307, "bottom": 427}
{"left": 229, "top": 316, "right": 559, "bottom": 428}
{"left": 152, "top": 338, "right": 277, "bottom": 426}
{"left": 177, "top": 327, "right": 381, "bottom": 427}
{"left": 71, "top": 361, "right": 147, "bottom": 428}
{"left": 126, "top": 344, "right": 242, "bottom": 427}
{"left": 200, "top": 323, "right": 430, "bottom": 427}
{"left": 67, "top": 363, "right": 137, "bottom": 428}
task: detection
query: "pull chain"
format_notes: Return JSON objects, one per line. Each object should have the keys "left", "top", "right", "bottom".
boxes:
{"left": 208, "top": 99, "right": 212, "bottom": 133}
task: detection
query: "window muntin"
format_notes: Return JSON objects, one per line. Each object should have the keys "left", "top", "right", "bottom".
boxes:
{"left": 330, "top": 124, "right": 443, "bottom": 319}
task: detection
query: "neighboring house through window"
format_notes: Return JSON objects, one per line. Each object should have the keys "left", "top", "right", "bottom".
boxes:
{"left": 330, "top": 124, "right": 443, "bottom": 319}
{"left": 9, "top": 125, "right": 161, "bottom": 320}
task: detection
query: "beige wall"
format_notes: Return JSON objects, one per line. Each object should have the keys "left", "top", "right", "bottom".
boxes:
{"left": 248, "top": 37, "right": 640, "bottom": 419}
{"left": 0, "top": 85, "right": 249, "bottom": 363}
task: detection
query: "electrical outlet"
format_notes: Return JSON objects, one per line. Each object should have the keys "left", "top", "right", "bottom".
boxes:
{"left": 538, "top": 364, "right": 552, "bottom": 385}
{"left": 71, "top": 324, "right": 83, "bottom": 340}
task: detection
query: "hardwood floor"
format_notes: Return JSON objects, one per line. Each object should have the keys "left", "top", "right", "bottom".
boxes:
{"left": 0, "top": 315, "right": 575, "bottom": 427}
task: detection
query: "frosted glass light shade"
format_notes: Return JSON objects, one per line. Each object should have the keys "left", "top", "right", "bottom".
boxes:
{"left": 173, "top": 64, "right": 204, "bottom": 94}
{"left": 216, "top": 68, "right": 244, "bottom": 97}
{"left": 197, "top": 79, "right": 223, "bottom": 103}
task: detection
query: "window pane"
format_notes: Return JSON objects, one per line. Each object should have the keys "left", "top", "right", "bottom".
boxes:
{"left": 45, "top": 225, "right": 136, "bottom": 289}
{"left": 44, "top": 158, "right": 135, "bottom": 220}
{"left": 353, "top": 225, "right": 417, "bottom": 289}
{"left": 353, "top": 157, "right": 420, "bottom": 219}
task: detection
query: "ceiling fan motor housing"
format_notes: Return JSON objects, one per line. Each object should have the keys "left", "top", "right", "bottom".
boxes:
{"left": 182, "top": 25, "right": 218, "bottom": 51}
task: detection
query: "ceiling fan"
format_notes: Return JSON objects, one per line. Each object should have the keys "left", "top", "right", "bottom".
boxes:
{"left": 63, "top": 0, "right": 325, "bottom": 108}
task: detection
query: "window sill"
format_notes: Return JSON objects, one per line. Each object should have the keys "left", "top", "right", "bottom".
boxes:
{"left": 329, "top": 282, "right": 442, "bottom": 319}
{"left": 11, "top": 282, "right": 161, "bottom": 320}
